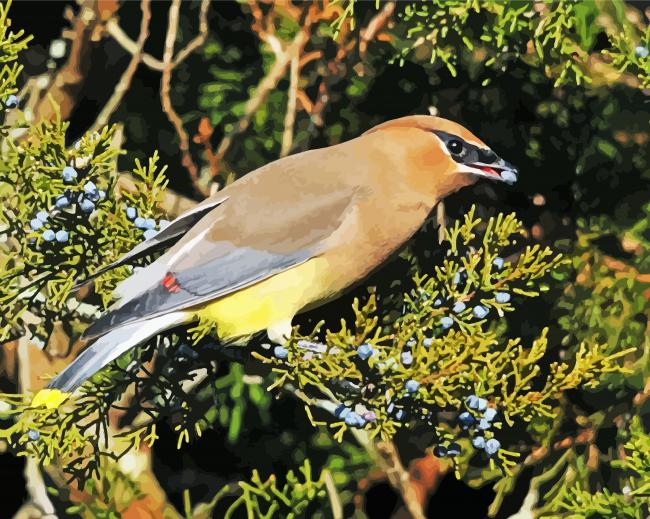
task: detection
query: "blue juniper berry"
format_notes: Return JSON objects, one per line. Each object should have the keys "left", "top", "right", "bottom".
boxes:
{"left": 62, "top": 166, "right": 78, "bottom": 183}
{"left": 134, "top": 217, "right": 147, "bottom": 229}
{"left": 452, "top": 301, "right": 466, "bottom": 313}
{"left": 472, "top": 305, "right": 489, "bottom": 319}
{"left": 42, "top": 229, "right": 55, "bottom": 242}
{"left": 273, "top": 345, "right": 288, "bottom": 359}
{"left": 472, "top": 436, "right": 486, "bottom": 449}
{"left": 83, "top": 181, "right": 97, "bottom": 194}
{"left": 433, "top": 445, "right": 447, "bottom": 458}
{"left": 79, "top": 199, "right": 95, "bottom": 213}
{"left": 400, "top": 351, "right": 413, "bottom": 366}
{"left": 344, "top": 412, "right": 366, "bottom": 427}
{"left": 55, "top": 195, "right": 70, "bottom": 209}
{"left": 55, "top": 230, "right": 69, "bottom": 243}
{"left": 492, "top": 257, "right": 504, "bottom": 270}
{"left": 495, "top": 291, "right": 510, "bottom": 303}
{"left": 334, "top": 404, "right": 351, "bottom": 419}
{"left": 466, "top": 395, "right": 488, "bottom": 411}
{"left": 478, "top": 418, "right": 491, "bottom": 430}
{"left": 357, "top": 343, "right": 374, "bottom": 360}
{"left": 447, "top": 442, "right": 461, "bottom": 456}
{"left": 30, "top": 218, "right": 43, "bottom": 230}
{"left": 440, "top": 316, "right": 454, "bottom": 329}
{"left": 458, "top": 411, "right": 475, "bottom": 429}
{"left": 126, "top": 207, "right": 137, "bottom": 220}
{"left": 484, "top": 407, "right": 498, "bottom": 422}
{"left": 484, "top": 438, "right": 501, "bottom": 456}
{"left": 405, "top": 379, "right": 420, "bottom": 393}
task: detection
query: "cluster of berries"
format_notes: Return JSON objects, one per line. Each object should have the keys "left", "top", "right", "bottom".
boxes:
{"left": 425, "top": 256, "right": 511, "bottom": 329}
{"left": 334, "top": 403, "right": 377, "bottom": 428}
{"left": 125, "top": 206, "right": 170, "bottom": 241}
{"left": 460, "top": 395, "right": 501, "bottom": 456}
{"left": 433, "top": 396, "right": 501, "bottom": 460}
{"left": 29, "top": 166, "right": 108, "bottom": 243}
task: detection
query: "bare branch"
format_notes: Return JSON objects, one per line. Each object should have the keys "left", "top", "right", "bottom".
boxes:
{"left": 30, "top": 0, "right": 120, "bottom": 123}
{"left": 359, "top": 1, "right": 395, "bottom": 58}
{"left": 280, "top": 51, "right": 300, "bottom": 157}
{"left": 172, "top": 0, "right": 211, "bottom": 68}
{"left": 105, "top": 0, "right": 210, "bottom": 71}
{"left": 160, "top": 0, "right": 206, "bottom": 196}
{"left": 212, "top": 30, "right": 307, "bottom": 175}
{"left": 105, "top": 18, "right": 165, "bottom": 71}
{"left": 374, "top": 441, "right": 427, "bottom": 519}
{"left": 90, "top": 0, "right": 152, "bottom": 133}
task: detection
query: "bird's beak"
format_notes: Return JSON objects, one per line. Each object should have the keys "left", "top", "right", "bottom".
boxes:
{"left": 463, "top": 159, "right": 518, "bottom": 184}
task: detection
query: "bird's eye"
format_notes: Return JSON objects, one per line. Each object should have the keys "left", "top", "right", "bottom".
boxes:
{"left": 447, "top": 139, "right": 464, "bottom": 155}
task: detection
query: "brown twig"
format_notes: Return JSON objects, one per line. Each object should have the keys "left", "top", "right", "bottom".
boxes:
{"left": 193, "top": 117, "right": 221, "bottom": 179}
{"left": 359, "top": 1, "right": 395, "bottom": 58}
{"left": 105, "top": 17, "right": 165, "bottom": 71}
{"left": 211, "top": 30, "right": 307, "bottom": 175}
{"left": 280, "top": 51, "right": 300, "bottom": 157}
{"left": 90, "top": 0, "right": 152, "bottom": 133}
{"left": 16, "top": 334, "right": 56, "bottom": 517}
{"left": 160, "top": 0, "right": 206, "bottom": 197}
{"left": 30, "top": 0, "right": 119, "bottom": 123}
{"left": 172, "top": 0, "right": 211, "bottom": 68}
{"left": 374, "top": 441, "right": 427, "bottom": 519}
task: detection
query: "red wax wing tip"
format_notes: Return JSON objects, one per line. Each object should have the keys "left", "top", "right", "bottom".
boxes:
{"left": 162, "top": 273, "right": 181, "bottom": 292}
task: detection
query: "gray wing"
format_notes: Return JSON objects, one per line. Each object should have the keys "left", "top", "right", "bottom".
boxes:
{"left": 82, "top": 187, "right": 357, "bottom": 339}
{"left": 83, "top": 246, "right": 313, "bottom": 339}
{"left": 72, "top": 195, "right": 228, "bottom": 290}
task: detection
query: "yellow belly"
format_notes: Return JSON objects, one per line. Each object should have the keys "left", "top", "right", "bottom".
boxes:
{"left": 193, "top": 257, "right": 334, "bottom": 340}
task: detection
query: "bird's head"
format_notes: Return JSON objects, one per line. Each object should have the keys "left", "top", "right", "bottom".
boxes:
{"left": 364, "top": 115, "right": 518, "bottom": 199}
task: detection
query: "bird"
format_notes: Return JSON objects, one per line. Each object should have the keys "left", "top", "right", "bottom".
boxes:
{"left": 32, "top": 115, "right": 517, "bottom": 407}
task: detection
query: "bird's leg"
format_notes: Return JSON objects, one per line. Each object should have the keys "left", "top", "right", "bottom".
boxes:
{"left": 266, "top": 319, "right": 294, "bottom": 345}
{"left": 266, "top": 319, "right": 329, "bottom": 354}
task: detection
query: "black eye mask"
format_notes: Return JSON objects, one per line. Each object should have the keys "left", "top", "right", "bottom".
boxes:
{"left": 432, "top": 130, "right": 497, "bottom": 166}
{"left": 431, "top": 129, "right": 519, "bottom": 184}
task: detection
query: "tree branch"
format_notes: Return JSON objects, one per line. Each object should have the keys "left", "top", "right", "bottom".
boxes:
{"left": 160, "top": 0, "right": 206, "bottom": 197}
{"left": 211, "top": 30, "right": 307, "bottom": 176}
{"left": 90, "top": 0, "right": 152, "bottom": 133}
{"left": 172, "top": 0, "right": 210, "bottom": 69}
{"left": 280, "top": 51, "right": 300, "bottom": 157}
{"left": 105, "top": 17, "right": 165, "bottom": 71}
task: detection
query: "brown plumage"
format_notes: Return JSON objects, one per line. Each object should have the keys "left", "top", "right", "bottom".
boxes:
{"left": 45, "top": 115, "right": 518, "bottom": 394}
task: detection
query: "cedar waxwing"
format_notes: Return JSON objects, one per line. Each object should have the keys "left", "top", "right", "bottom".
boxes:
{"left": 35, "top": 115, "right": 517, "bottom": 405}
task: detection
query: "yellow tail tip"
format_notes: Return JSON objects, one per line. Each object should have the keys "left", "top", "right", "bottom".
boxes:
{"left": 30, "top": 389, "right": 70, "bottom": 409}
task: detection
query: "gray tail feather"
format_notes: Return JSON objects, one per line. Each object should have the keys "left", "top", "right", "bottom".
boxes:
{"left": 47, "top": 312, "right": 188, "bottom": 392}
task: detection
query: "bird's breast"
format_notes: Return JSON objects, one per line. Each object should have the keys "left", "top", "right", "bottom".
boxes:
{"left": 193, "top": 256, "right": 341, "bottom": 341}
